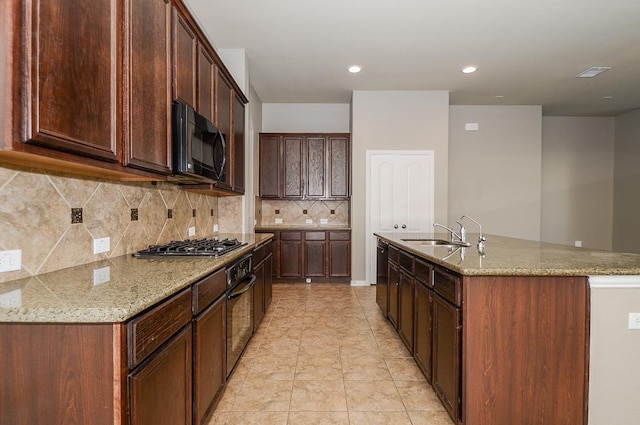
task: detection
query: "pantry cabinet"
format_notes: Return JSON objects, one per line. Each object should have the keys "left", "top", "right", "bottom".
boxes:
{"left": 258, "top": 133, "right": 350, "bottom": 200}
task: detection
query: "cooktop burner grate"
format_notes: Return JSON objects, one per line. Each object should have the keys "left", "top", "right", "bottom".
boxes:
{"left": 133, "top": 238, "right": 246, "bottom": 257}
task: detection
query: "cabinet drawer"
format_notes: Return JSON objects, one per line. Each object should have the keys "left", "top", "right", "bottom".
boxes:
{"left": 329, "top": 231, "right": 350, "bottom": 241}
{"left": 398, "top": 250, "right": 414, "bottom": 274}
{"left": 414, "top": 259, "right": 432, "bottom": 287}
{"left": 305, "top": 231, "right": 326, "bottom": 241}
{"left": 388, "top": 244, "right": 399, "bottom": 264}
{"left": 192, "top": 269, "right": 226, "bottom": 315}
{"left": 281, "top": 231, "right": 302, "bottom": 241}
{"left": 128, "top": 288, "right": 192, "bottom": 369}
{"left": 433, "top": 267, "right": 461, "bottom": 307}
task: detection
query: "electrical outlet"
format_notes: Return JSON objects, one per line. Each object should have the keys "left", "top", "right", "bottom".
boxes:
{"left": 575, "top": 241, "right": 582, "bottom": 247}
{"left": 275, "top": 218, "right": 283, "bottom": 224}
{"left": 213, "top": 224, "right": 219, "bottom": 232}
{"left": 0, "top": 288, "right": 22, "bottom": 307}
{"left": 93, "top": 266, "right": 110, "bottom": 286}
{"left": 93, "top": 237, "right": 110, "bottom": 254}
{"left": 0, "top": 250, "right": 22, "bottom": 272}
{"left": 188, "top": 227, "right": 196, "bottom": 237}
{"left": 320, "top": 218, "right": 328, "bottom": 224}
{"left": 629, "top": 313, "right": 640, "bottom": 330}
{"left": 305, "top": 219, "right": 313, "bottom": 224}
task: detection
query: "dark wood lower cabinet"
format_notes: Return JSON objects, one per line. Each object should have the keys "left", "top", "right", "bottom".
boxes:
{"left": 129, "top": 325, "right": 193, "bottom": 425}
{"left": 414, "top": 280, "right": 433, "bottom": 382}
{"left": 398, "top": 269, "right": 415, "bottom": 353}
{"left": 305, "top": 232, "right": 326, "bottom": 277}
{"left": 431, "top": 294, "right": 461, "bottom": 422}
{"left": 279, "top": 231, "right": 304, "bottom": 278}
{"left": 193, "top": 297, "right": 226, "bottom": 425}
{"left": 387, "top": 262, "right": 400, "bottom": 328}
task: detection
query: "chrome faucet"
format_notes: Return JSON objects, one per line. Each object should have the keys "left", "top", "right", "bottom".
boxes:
{"left": 433, "top": 223, "right": 464, "bottom": 243}
{"left": 460, "top": 215, "right": 486, "bottom": 252}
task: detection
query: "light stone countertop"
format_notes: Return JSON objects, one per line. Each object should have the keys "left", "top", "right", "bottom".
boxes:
{"left": 376, "top": 232, "right": 640, "bottom": 276}
{"left": 255, "top": 224, "right": 351, "bottom": 231}
{"left": 0, "top": 233, "right": 273, "bottom": 323}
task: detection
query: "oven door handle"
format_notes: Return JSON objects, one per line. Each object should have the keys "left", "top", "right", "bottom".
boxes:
{"left": 226, "top": 275, "right": 256, "bottom": 300}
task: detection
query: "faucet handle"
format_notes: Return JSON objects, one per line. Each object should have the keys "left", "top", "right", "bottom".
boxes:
{"left": 456, "top": 220, "right": 466, "bottom": 242}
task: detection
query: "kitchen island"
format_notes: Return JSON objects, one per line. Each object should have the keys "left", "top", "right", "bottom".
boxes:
{"left": 375, "top": 232, "right": 640, "bottom": 425}
{"left": 0, "top": 233, "right": 273, "bottom": 425}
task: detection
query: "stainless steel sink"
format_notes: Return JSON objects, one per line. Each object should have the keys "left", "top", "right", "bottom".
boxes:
{"left": 401, "top": 238, "right": 471, "bottom": 247}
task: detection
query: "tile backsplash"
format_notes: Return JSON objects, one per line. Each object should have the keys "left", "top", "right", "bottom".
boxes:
{"left": 0, "top": 164, "right": 233, "bottom": 283}
{"left": 259, "top": 199, "right": 349, "bottom": 226}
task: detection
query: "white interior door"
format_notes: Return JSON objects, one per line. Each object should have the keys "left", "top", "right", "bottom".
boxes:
{"left": 366, "top": 151, "right": 434, "bottom": 284}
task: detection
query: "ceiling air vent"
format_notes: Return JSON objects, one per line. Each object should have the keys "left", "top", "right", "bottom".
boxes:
{"left": 576, "top": 67, "right": 611, "bottom": 78}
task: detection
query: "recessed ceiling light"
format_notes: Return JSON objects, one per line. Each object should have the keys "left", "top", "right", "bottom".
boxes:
{"left": 348, "top": 65, "right": 362, "bottom": 74}
{"left": 576, "top": 67, "right": 611, "bottom": 78}
{"left": 494, "top": 95, "right": 505, "bottom": 99}
{"left": 461, "top": 65, "right": 477, "bottom": 74}
{"left": 602, "top": 96, "right": 614, "bottom": 100}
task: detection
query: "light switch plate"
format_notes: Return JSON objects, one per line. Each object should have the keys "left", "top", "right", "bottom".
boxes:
{"left": 0, "top": 250, "right": 21, "bottom": 272}
{"left": 93, "top": 238, "right": 110, "bottom": 254}
{"left": 0, "top": 288, "right": 22, "bottom": 307}
{"left": 629, "top": 313, "right": 640, "bottom": 329}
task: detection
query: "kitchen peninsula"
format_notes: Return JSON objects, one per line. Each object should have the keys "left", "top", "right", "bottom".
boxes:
{"left": 376, "top": 232, "right": 640, "bottom": 425}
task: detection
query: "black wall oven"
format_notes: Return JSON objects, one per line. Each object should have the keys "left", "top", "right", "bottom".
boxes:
{"left": 172, "top": 101, "right": 226, "bottom": 183}
{"left": 225, "top": 254, "right": 255, "bottom": 377}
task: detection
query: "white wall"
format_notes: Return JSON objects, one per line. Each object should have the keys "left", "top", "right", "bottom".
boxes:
{"left": 541, "top": 117, "right": 615, "bottom": 250}
{"left": 217, "top": 49, "right": 249, "bottom": 96}
{"left": 449, "top": 106, "right": 542, "bottom": 241}
{"left": 352, "top": 90, "right": 450, "bottom": 282}
{"left": 613, "top": 109, "right": 640, "bottom": 253}
{"left": 262, "top": 103, "right": 350, "bottom": 133}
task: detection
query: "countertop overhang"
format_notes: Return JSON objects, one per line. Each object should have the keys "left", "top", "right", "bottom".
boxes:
{"left": 376, "top": 232, "right": 640, "bottom": 277}
{"left": 0, "top": 233, "right": 273, "bottom": 323}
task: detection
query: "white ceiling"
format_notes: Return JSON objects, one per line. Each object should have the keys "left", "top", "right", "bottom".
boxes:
{"left": 184, "top": 0, "right": 640, "bottom": 116}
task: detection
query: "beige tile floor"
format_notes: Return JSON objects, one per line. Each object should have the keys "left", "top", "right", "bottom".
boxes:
{"left": 208, "top": 283, "right": 454, "bottom": 425}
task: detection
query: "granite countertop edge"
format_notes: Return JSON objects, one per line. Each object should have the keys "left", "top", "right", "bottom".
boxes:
{"left": 255, "top": 224, "right": 351, "bottom": 231}
{"left": 0, "top": 233, "right": 274, "bottom": 324}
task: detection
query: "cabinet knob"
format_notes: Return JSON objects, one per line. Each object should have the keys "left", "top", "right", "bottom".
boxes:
{"left": 394, "top": 224, "right": 398, "bottom": 229}
{"left": 402, "top": 224, "right": 407, "bottom": 229}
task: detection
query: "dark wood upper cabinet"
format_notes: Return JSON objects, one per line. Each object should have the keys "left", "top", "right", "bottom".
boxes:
{"left": 259, "top": 133, "right": 350, "bottom": 200}
{"left": 215, "top": 71, "right": 233, "bottom": 190}
{"left": 232, "top": 94, "right": 245, "bottom": 193}
{"left": 305, "top": 137, "right": 326, "bottom": 198}
{"left": 283, "top": 136, "right": 304, "bottom": 198}
{"left": 197, "top": 46, "right": 216, "bottom": 123}
{"left": 172, "top": 9, "right": 197, "bottom": 108}
{"left": 21, "top": 0, "right": 120, "bottom": 162}
{"left": 259, "top": 135, "right": 281, "bottom": 198}
{"left": 123, "top": 0, "right": 172, "bottom": 175}
{"left": 328, "top": 135, "right": 350, "bottom": 198}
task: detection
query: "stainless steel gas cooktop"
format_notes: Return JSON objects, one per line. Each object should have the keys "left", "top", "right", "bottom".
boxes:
{"left": 133, "top": 238, "right": 246, "bottom": 257}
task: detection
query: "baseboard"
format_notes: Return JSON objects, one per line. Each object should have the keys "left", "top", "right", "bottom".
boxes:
{"left": 350, "top": 280, "right": 370, "bottom": 286}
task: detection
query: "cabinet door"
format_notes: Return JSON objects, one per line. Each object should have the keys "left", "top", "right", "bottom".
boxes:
{"left": 279, "top": 231, "right": 303, "bottom": 278}
{"left": 305, "top": 136, "right": 326, "bottom": 198}
{"left": 215, "top": 71, "right": 233, "bottom": 190}
{"left": 264, "top": 252, "right": 273, "bottom": 308}
{"left": 172, "top": 9, "right": 196, "bottom": 107}
{"left": 388, "top": 262, "right": 400, "bottom": 328}
{"left": 23, "top": 0, "right": 119, "bottom": 161}
{"left": 329, "top": 232, "right": 351, "bottom": 278}
{"left": 432, "top": 295, "right": 461, "bottom": 422}
{"left": 259, "top": 135, "right": 281, "bottom": 198}
{"left": 283, "top": 136, "right": 304, "bottom": 198}
{"left": 328, "top": 135, "right": 350, "bottom": 198}
{"left": 304, "top": 232, "right": 326, "bottom": 277}
{"left": 253, "top": 261, "right": 265, "bottom": 331}
{"left": 398, "top": 270, "right": 415, "bottom": 353}
{"left": 197, "top": 45, "right": 215, "bottom": 123}
{"left": 129, "top": 325, "right": 192, "bottom": 425}
{"left": 194, "top": 297, "right": 225, "bottom": 425}
{"left": 414, "top": 280, "right": 433, "bottom": 382}
{"left": 124, "top": 0, "right": 172, "bottom": 174}
{"left": 232, "top": 95, "right": 245, "bottom": 193}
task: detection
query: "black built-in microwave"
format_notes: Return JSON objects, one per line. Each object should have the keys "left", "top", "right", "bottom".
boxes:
{"left": 172, "top": 101, "right": 226, "bottom": 183}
